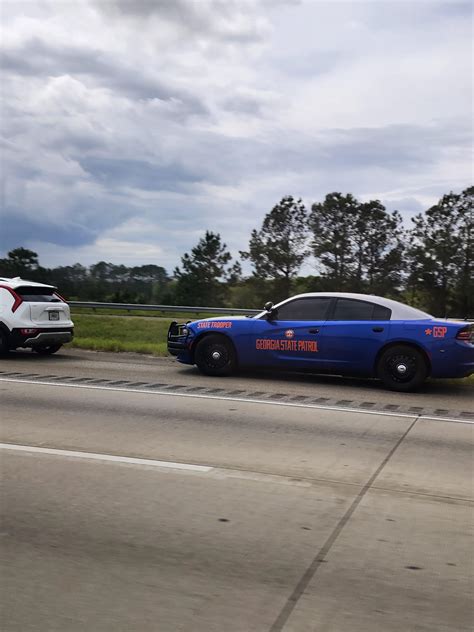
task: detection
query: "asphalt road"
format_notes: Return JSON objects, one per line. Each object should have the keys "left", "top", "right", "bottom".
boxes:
{"left": 1, "top": 349, "right": 473, "bottom": 631}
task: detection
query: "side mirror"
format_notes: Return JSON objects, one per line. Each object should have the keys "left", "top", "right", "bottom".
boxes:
{"left": 264, "top": 301, "right": 277, "bottom": 320}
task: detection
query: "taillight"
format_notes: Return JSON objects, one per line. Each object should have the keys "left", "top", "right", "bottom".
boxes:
{"left": 456, "top": 326, "right": 474, "bottom": 343}
{"left": 20, "top": 328, "right": 38, "bottom": 335}
{"left": 0, "top": 285, "right": 23, "bottom": 312}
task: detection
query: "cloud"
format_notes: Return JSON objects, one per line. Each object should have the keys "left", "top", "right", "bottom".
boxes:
{"left": 0, "top": 0, "right": 472, "bottom": 270}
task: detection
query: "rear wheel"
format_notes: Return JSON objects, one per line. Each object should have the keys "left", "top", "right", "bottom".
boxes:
{"left": 194, "top": 335, "right": 236, "bottom": 376}
{"left": 34, "top": 344, "right": 63, "bottom": 355}
{"left": 377, "top": 345, "right": 428, "bottom": 391}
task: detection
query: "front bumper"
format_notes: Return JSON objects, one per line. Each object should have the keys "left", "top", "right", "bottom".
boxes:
{"left": 11, "top": 327, "right": 74, "bottom": 348}
{"left": 167, "top": 321, "right": 189, "bottom": 356}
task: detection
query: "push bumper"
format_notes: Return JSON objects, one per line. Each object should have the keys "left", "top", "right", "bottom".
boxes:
{"left": 167, "top": 321, "right": 190, "bottom": 356}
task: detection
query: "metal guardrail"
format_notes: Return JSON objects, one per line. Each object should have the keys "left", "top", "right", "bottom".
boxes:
{"left": 69, "top": 301, "right": 473, "bottom": 320}
{"left": 69, "top": 301, "right": 261, "bottom": 316}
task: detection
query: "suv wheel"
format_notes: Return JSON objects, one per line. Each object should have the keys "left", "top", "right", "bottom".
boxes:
{"left": 34, "top": 344, "right": 63, "bottom": 355}
{"left": 377, "top": 345, "right": 428, "bottom": 391}
{"left": 194, "top": 335, "right": 236, "bottom": 376}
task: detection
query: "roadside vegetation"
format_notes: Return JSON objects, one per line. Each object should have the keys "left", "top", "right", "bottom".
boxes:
{"left": 69, "top": 314, "right": 170, "bottom": 356}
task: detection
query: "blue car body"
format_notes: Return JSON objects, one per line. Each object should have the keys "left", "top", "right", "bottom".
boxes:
{"left": 167, "top": 293, "right": 474, "bottom": 383}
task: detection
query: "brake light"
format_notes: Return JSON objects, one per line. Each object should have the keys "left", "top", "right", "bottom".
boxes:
{"left": 456, "top": 326, "right": 474, "bottom": 343}
{"left": 0, "top": 285, "right": 23, "bottom": 312}
{"left": 20, "top": 328, "right": 39, "bottom": 335}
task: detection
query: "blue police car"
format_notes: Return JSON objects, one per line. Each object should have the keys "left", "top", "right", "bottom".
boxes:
{"left": 167, "top": 293, "right": 473, "bottom": 391}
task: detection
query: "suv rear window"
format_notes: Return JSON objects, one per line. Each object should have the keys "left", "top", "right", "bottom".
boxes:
{"left": 16, "top": 287, "right": 61, "bottom": 302}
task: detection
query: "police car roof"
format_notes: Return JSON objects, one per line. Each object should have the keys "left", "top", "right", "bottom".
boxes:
{"left": 272, "top": 292, "right": 433, "bottom": 321}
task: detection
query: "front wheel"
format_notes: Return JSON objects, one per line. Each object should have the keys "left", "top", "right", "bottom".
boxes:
{"left": 194, "top": 335, "right": 236, "bottom": 376}
{"left": 34, "top": 344, "right": 63, "bottom": 355}
{"left": 377, "top": 345, "right": 428, "bottom": 392}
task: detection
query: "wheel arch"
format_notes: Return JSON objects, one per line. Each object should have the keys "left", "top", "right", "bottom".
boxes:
{"left": 190, "top": 331, "right": 239, "bottom": 365}
{"left": 374, "top": 340, "right": 431, "bottom": 377}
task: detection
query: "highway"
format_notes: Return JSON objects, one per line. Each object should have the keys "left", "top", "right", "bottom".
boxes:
{"left": 1, "top": 349, "right": 473, "bottom": 631}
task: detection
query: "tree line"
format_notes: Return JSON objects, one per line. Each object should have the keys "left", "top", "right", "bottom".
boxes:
{"left": 1, "top": 186, "right": 472, "bottom": 317}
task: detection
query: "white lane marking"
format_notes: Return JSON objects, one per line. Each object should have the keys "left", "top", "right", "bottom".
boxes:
{"left": 0, "top": 376, "right": 472, "bottom": 425}
{"left": 0, "top": 443, "right": 212, "bottom": 472}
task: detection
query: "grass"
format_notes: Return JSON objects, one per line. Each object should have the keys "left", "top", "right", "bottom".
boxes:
{"left": 68, "top": 314, "right": 172, "bottom": 356}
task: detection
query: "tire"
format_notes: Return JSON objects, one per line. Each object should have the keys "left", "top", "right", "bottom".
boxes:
{"left": 194, "top": 334, "right": 236, "bottom": 377}
{"left": 377, "top": 345, "right": 428, "bottom": 392}
{"left": 34, "top": 344, "right": 63, "bottom": 356}
{"left": 0, "top": 331, "right": 10, "bottom": 356}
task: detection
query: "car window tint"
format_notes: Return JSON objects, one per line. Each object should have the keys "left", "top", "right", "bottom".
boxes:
{"left": 331, "top": 299, "right": 376, "bottom": 321}
{"left": 276, "top": 298, "right": 331, "bottom": 321}
{"left": 16, "top": 287, "right": 60, "bottom": 303}
{"left": 372, "top": 304, "right": 392, "bottom": 320}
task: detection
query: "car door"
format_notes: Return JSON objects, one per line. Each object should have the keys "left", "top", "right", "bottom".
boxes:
{"left": 249, "top": 296, "right": 332, "bottom": 369}
{"left": 321, "top": 298, "right": 391, "bottom": 374}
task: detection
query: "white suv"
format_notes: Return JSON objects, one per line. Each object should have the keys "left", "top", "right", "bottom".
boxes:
{"left": 0, "top": 277, "right": 74, "bottom": 355}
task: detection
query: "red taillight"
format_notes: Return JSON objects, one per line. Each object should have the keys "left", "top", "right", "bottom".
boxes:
{"left": 456, "top": 326, "right": 474, "bottom": 343}
{"left": 20, "top": 328, "right": 38, "bottom": 335}
{"left": 0, "top": 285, "right": 23, "bottom": 312}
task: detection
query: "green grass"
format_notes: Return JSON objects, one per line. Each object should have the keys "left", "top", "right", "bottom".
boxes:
{"left": 68, "top": 314, "right": 172, "bottom": 356}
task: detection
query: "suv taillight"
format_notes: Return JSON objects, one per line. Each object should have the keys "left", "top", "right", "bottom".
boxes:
{"left": 0, "top": 285, "right": 23, "bottom": 312}
{"left": 456, "top": 326, "right": 474, "bottom": 343}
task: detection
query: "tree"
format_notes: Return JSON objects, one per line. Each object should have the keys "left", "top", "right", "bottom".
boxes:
{"left": 240, "top": 196, "right": 309, "bottom": 300}
{"left": 309, "top": 193, "right": 404, "bottom": 294}
{"left": 407, "top": 186, "right": 473, "bottom": 317}
{"left": 309, "top": 193, "right": 357, "bottom": 289}
{"left": 0, "top": 247, "right": 40, "bottom": 278}
{"left": 352, "top": 201, "right": 404, "bottom": 294}
{"left": 174, "top": 231, "right": 239, "bottom": 306}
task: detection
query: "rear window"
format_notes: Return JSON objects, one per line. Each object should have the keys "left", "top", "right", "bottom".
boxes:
{"left": 330, "top": 298, "right": 391, "bottom": 321}
{"left": 16, "top": 287, "right": 61, "bottom": 303}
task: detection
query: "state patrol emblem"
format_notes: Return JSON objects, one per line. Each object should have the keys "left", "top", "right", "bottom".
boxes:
{"left": 285, "top": 329, "right": 295, "bottom": 339}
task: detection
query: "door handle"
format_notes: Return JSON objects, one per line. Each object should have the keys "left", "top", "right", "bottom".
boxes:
{"left": 308, "top": 328, "right": 319, "bottom": 334}
{"left": 372, "top": 327, "right": 384, "bottom": 332}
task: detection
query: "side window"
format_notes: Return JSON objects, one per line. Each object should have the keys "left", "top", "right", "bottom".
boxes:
{"left": 276, "top": 298, "right": 332, "bottom": 321}
{"left": 330, "top": 299, "right": 391, "bottom": 321}
{"left": 373, "top": 304, "right": 392, "bottom": 321}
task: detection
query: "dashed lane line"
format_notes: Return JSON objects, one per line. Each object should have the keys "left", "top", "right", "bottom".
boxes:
{"left": 1, "top": 376, "right": 472, "bottom": 425}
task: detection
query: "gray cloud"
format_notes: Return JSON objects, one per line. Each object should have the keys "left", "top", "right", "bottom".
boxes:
{"left": 0, "top": 209, "right": 97, "bottom": 252}
{"left": 77, "top": 157, "right": 204, "bottom": 191}
{"left": 96, "top": 0, "right": 269, "bottom": 43}
{"left": 1, "top": 38, "right": 207, "bottom": 113}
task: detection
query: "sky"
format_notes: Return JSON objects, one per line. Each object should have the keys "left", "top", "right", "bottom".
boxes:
{"left": 1, "top": 0, "right": 472, "bottom": 274}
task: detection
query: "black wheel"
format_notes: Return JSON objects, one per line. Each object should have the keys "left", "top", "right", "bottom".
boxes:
{"left": 377, "top": 345, "right": 428, "bottom": 392}
{"left": 194, "top": 335, "right": 236, "bottom": 376}
{"left": 0, "top": 331, "right": 10, "bottom": 356}
{"left": 34, "top": 344, "right": 63, "bottom": 355}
